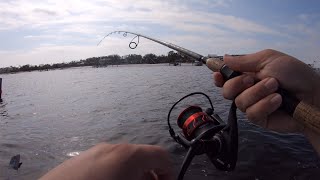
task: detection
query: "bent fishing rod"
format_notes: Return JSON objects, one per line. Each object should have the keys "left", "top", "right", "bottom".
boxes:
{"left": 98, "top": 30, "right": 320, "bottom": 134}
{"left": 99, "top": 31, "right": 320, "bottom": 180}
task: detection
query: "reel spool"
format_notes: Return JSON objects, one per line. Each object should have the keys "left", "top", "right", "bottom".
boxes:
{"left": 167, "top": 92, "right": 238, "bottom": 180}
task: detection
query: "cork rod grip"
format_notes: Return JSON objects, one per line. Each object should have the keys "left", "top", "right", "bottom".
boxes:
{"left": 293, "top": 101, "right": 320, "bottom": 134}
{"left": 205, "top": 58, "right": 225, "bottom": 72}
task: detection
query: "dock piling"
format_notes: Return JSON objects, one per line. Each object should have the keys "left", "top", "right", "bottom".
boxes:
{"left": 0, "top": 78, "right": 2, "bottom": 102}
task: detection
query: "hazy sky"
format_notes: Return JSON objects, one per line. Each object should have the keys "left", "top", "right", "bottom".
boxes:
{"left": 1, "top": 0, "right": 320, "bottom": 67}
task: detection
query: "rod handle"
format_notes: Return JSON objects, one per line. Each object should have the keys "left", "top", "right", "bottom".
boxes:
{"left": 294, "top": 101, "right": 320, "bottom": 134}
{"left": 281, "top": 90, "right": 320, "bottom": 134}
{"left": 205, "top": 57, "right": 224, "bottom": 72}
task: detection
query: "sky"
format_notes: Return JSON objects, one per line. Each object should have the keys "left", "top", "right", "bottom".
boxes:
{"left": 0, "top": 0, "right": 320, "bottom": 67}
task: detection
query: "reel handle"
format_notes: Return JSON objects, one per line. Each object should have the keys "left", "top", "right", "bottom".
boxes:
{"left": 177, "top": 146, "right": 197, "bottom": 180}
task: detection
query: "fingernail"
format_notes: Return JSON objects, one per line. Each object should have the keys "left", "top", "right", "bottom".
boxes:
{"left": 264, "top": 78, "right": 278, "bottom": 91}
{"left": 242, "top": 76, "right": 254, "bottom": 85}
{"left": 270, "top": 94, "right": 282, "bottom": 104}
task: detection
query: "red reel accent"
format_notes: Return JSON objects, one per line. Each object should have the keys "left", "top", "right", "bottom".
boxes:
{"left": 177, "top": 106, "right": 202, "bottom": 128}
{"left": 182, "top": 112, "right": 208, "bottom": 138}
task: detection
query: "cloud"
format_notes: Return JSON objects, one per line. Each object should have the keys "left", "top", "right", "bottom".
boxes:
{"left": 0, "top": 0, "right": 319, "bottom": 67}
{"left": 196, "top": 0, "right": 232, "bottom": 8}
{"left": 0, "top": 36, "right": 173, "bottom": 67}
{"left": 298, "top": 14, "right": 309, "bottom": 21}
{"left": 32, "top": 8, "right": 57, "bottom": 16}
{"left": 0, "top": 0, "right": 280, "bottom": 35}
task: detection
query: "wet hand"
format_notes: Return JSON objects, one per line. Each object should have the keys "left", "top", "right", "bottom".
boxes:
{"left": 40, "top": 143, "right": 174, "bottom": 180}
{"left": 213, "top": 49, "right": 320, "bottom": 133}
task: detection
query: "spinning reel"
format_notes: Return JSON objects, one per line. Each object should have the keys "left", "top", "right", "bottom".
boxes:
{"left": 167, "top": 92, "right": 238, "bottom": 180}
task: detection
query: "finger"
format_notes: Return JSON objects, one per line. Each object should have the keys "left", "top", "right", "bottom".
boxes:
{"left": 222, "top": 74, "right": 255, "bottom": 99}
{"left": 224, "top": 49, "right": 278, "bottom": 72}
{"left": 235, "top": 77, "right": 279, "bottom": 112}
{"left": 245, "top": 93, "right": 282, "bottom": 127}
{"left": 213, "top": 72, "right": 224, "bottom": 87}
{"left": 136, "top": 145, "right": 174, "bottom": 180}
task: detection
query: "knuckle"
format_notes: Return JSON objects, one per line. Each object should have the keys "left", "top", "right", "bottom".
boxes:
{"left": 142, "top": 145, "right": 165, "bottom": 154}
{"left": 116, "top": 144, "right": 139, "bottom": 159}
{"left": 117, "top": 144, "right": 138, "bottom": 154}
{"left": 95, "top": 142, "right": 108, "bottom": 147}
{"left": 150, "top": 145, "right": 164, "bottom": 151}
{"left": 223, "top": 88, "right": 233, "bottom": 100}
{"left": 110, "top": 144, "right": 133, "bottom": 154}
{"left": 232, "top": 55, "right": 242, "bottom": 61}
{"left": 90, "top": 143, "right": 113, "bottom": 158}
{"left": 153, "top": 146, "right": 168, "bottom": 155}
{"left": 254, "top": 79, "right": 276, "bottom": 99}
{"left": 256, "top": 87, "right": 270, "bottom": 99}
{"left": 246, "top": 110, "right": 259, "bottom": 122}
{"left": 263, "top": 49, "right": 275, "bottom": 55}
{"left": 235, "top": 97, "right": 245, "bottom": 112}
{"left": 93, "top": 142, "right": 110, "bottom": 152}
{"left": 133, "top": 145, "right": 145, "bottom": 157}
{"left": 222, "top": 76, "right": 246, "bottom": 100}
{"left": 215, "top": 82, "right": 222, "bottom": 88}
{"left": 134, "top": 145, "right": 166, "bottom": 161}
{"left": 115, "top": 143, "right": 132, "bottom": 150}
{"left": 152, "top": 146, "right": 171, "bottom": 161}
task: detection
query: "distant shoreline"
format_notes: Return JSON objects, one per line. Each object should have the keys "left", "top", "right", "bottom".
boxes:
{"left": 1, "top": 51, "right": 319, "bottom": 75}
{"left": 0, "top": 62, "right": 198, "bottom": 75}
{"left": 0, "top": 51, "right": 196, "bottom": 74}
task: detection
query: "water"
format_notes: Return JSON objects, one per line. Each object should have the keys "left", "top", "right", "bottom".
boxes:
{"left": 0, "top": 64, "right": 319, "bottom": 180}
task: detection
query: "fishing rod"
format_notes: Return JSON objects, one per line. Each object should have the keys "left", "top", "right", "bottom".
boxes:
{"left": 97, "top": 31, "right": 204, "bottom": 61}
{"left": 99, "top": 30, "right": 320, "bottom": 135}
{"left": 99, "top": 31, "right": 320, "bottom": 179}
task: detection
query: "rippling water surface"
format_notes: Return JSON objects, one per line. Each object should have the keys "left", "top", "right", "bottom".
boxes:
{"left": 0, "top": 64, "right": 319, "bottom": 180}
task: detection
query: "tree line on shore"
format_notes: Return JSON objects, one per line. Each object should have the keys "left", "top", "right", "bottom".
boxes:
{"left": 0, "top": 51, "right": 196, "bottom": 74}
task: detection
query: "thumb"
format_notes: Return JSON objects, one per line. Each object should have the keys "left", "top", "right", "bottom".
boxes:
{"left": 224, "top": 50, "right": 269, "bottom": 72}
